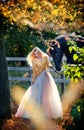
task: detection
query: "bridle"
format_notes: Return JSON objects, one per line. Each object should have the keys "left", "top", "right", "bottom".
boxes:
{"left": 45, "top": 39, "right": 60, "bottom": 49}
{"left": 50, "top": 66, "right": 62, "bottom": 75}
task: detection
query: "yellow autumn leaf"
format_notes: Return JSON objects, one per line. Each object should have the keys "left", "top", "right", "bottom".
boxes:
{"left": 51, "top": 9, "right": 58, "bottom": 15}
{"left": 77, "top": 106, "right": 80, "bottom": 112}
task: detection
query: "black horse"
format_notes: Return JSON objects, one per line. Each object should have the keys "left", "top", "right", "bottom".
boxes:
{"left": 46, "top": 33, "right": 84, "bottom": 71}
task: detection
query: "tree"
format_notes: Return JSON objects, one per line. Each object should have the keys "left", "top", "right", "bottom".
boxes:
{"left": 4, "top": 26, "right": 46, "bottom": 57}
{"left": 0, "top": 14, "right": 11, "bottom": 119}
{"left": 0, "top": 0, "right": 83, "bottom": 58}
{"left": 0, "top": 0, "right": 83, "bottom": 33}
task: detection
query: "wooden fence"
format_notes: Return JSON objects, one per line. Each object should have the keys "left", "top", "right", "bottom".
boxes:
{"left": 6, "top": 57, "right": 70, "bottom": 93}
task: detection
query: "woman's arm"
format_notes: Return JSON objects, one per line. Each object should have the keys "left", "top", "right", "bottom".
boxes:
{"left": 31, "top": 61, "right": 38, "bottom": 84}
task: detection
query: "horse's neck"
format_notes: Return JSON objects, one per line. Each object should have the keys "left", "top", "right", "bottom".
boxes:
{"left": 59, "top": 38, "right": 73, "bottom": 62}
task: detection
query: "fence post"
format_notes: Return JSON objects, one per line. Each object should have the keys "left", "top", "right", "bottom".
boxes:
{"left": 61, "top": 72, "right": 65, "bottom": 94}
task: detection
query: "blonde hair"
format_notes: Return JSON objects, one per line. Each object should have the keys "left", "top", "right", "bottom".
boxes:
{"left": 27, "top": 47, "right": 48, "bottom": 66}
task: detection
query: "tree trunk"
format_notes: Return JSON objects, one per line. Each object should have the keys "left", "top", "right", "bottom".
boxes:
{"left": 0, "top": 13, "right": 11, "bottom": 119}
{"left": 0, "top": 34, "right": 11, "bottom": 119}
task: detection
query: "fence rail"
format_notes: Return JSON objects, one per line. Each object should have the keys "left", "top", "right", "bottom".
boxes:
{"left": 6, "top": 57, "right": 70, "bottom": 92}
{"left": 6, "top": 57, "right": 26, "bottom": 61}
{"left": 8, "top": 67, "right": 31, "bottom": 71}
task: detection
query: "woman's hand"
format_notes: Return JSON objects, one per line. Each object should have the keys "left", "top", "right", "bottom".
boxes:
{"left": 31, "top": 80, "right": 34, "bottom": 85}
{"left": 49, "top": 65, "right": 53, "bottom": 68}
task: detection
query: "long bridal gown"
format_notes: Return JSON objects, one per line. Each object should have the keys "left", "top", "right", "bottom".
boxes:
{"left": 15, "top": 55, "right": 63, "bottom": 119}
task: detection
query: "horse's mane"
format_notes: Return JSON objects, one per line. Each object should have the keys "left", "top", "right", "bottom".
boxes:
{"left": 56, "top": 33, "right": 84, "bottom": 39}
{"left": 56, "top": 34, "right": 66, "bottom": 39}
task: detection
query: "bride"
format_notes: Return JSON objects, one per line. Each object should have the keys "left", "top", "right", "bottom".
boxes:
{"left": 15, "top": 47, "right": 63, "bottom": 119}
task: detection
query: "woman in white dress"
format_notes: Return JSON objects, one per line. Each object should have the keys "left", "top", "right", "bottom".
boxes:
{"left": 15, "top": 47, "right": 63, "bottom": 119}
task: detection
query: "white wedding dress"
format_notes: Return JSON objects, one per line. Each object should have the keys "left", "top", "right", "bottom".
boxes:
{"left": 15, "top": 69, "right": 63, "bottom": 119}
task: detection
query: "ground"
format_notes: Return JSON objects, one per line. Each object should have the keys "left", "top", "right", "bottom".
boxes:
{"left": 0, "top": 100, "right": 73, "bottom": 130}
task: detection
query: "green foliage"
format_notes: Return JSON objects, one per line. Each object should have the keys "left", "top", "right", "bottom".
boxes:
{"left": 4, "top": 25, "right": 46, "bottom": 57}
{"left": 70, "top": 97, "right": 84, "bottom": 130}
{"left": 0, "top": 0, "right": 83, "bottom": 32}
{"left": 64, "top": 96, "right": 84, "bottom": 130}
{"left": 64, "top": 40, "right": 84, "bottom": 82}
{"left": 4, "top": 24, "right": 57, "bottom": 57}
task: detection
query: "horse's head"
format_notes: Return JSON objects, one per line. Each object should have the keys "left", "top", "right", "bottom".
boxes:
{"left": 46, "top": 40, "right": 63, "bottom": 71}
{"left": 46, "top": 33, "right": 84, "bottom": 71}
{"left": 46, "top": 36, "right": 68, "bottom": 71}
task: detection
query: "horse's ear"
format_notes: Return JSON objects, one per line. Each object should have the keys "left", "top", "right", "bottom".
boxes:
{"left": 58, "top": 43, "right": 60, "bottom": 48}
{"left": 65, "top": 35, "right": 69, "bottom": 40}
